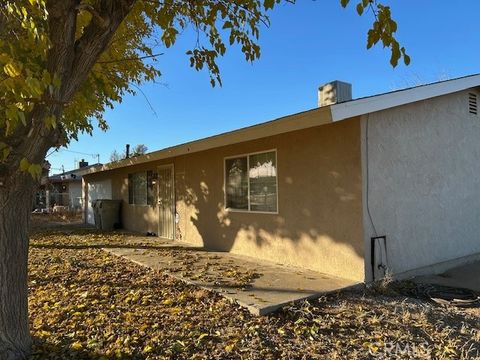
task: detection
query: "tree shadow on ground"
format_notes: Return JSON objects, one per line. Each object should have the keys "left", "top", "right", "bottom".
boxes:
{"left": 29, "top": 243, "right": 207, "bottom": 252}
{"left": 31, "top": 336, "right": 152, "bottom": 360}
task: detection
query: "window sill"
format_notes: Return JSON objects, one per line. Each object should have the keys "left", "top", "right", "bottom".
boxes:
{"left": 225, "top": 208, "right": 279, "bottom": 215}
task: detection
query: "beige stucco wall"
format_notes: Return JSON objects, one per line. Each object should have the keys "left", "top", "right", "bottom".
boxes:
{"left": 361, "top": 89, "right": 480, "bottom": 279}
{"left": 84, "top": 118, "right": 364, "bottom": 281}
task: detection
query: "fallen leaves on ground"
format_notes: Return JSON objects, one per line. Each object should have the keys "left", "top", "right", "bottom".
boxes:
{"left": 29, "top": 226, "right": 480, "bottom": 359}
{"left": 31, "top": 225, "right": 261, "bottom": 289}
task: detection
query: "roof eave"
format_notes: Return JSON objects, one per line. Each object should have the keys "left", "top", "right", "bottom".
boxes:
{"left": 84, "top": 105, "right": 333, "bottom": 175}
{"left": 84, "top": 73, "right": 480, "bottom": 176}
{"left": 331, "top": 74, "right": 480, "bottom": 122}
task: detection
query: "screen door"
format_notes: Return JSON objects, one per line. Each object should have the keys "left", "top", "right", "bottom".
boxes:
{"left": 157, "top": 164, "right": 174, "bottom": 239}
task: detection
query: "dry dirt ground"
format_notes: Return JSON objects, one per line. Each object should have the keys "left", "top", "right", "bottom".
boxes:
{"left": 28, "top": 216, "right": 480, "bottom": 359}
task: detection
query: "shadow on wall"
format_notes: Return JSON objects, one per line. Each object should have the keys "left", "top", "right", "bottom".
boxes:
{"left": 177, "top": 170, "right": 363, "bottom": 254}
{"left": 172, "top": 123, "right": 365, "bottom": 279}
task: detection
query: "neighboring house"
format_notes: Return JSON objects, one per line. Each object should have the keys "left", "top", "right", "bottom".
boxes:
{"left": 33, "top": 161, "right": 52, "bottom": 210}
{"left": 82, "top": 74, "right": 480, "bottom": 283}
{"left": 41, "top": 160, "right": 102, "bottom": 211}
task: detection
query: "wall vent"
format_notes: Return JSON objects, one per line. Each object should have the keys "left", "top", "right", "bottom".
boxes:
{"left": 469, "top": 92, "right": 478, "bottom": 115}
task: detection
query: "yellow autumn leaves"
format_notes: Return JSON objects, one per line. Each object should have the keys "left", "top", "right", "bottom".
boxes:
{"left": 3, "top": 61, "right": 22, "bottom": 78}
{"left": 28, "top": 226, "right": 480, "bottom": 359}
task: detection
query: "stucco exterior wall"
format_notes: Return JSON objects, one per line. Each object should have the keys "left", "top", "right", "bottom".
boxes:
{"left": 361, "top": 89, "right": 480, "bottom": 279}
{"left": 68, "top": 182, "right": 82, "bottom": 209}
{"left": 84, "top": 118, "right": 364, "bottom": 281}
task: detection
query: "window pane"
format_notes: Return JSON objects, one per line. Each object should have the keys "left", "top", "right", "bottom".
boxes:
{"left": 249, "top": 151, "right": 277, "bottom": 212}
{"left": 225, "top": 157, "right": 248, "bottom": 210}
{"left": 131, "top": 172, "right": 147, "bottom": 205}
{"left": 128, "top": 174, "right": 133, "bottom": 204}
{"left": 147, "top": 171, "right": 156, "bottom": 206}
{"left": 137, "top": 172, "right": 148, "bottom": 205}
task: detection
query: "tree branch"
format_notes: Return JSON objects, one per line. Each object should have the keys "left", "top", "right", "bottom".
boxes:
{"left": 130, "top": 83, "right": 158, "bottom": 118}
{"left": 97, "top": 52, "right": 163, "bottom": 64}
{"left": 75, "top": 3, "right": 109, "bottom": 28}
{"left": 45, "top": 0, "right": 78, "bottom": 116}
{"left": 62, "top": 0, "right": 137, "bottom": 101}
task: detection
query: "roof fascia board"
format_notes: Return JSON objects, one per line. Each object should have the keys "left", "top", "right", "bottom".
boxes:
{"left": 330, "top": 75, "right": 480, "bottom": 122}
{"left": 85, "top": 106, "right": 332, "bottom": 175}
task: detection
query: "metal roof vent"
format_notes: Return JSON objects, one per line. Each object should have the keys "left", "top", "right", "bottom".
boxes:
{"left": 318, "top": 81, "right": 352, "bottom": 107}
{"left": 469, "top": 92, "right": 477, "bottom": 115}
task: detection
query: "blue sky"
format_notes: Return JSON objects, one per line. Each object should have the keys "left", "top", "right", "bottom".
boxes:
{"left": 48, "top": 0, "right": 480, "bottom": 173}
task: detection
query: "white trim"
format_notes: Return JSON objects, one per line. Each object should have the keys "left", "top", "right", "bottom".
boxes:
{"left": 227, "top": 209, "right": 280, "bottom": 215}
{"left": 223, "top": 148, "right": 278, "bottom": 160}
{"left": 223, "top": 149, "right": 279, "bottom": 215}
{"left": 331, "top": 74, "right": 480, "bottom": 122}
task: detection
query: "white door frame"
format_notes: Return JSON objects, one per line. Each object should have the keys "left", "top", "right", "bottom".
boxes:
{"left": 157, "top": 164, "right": 175, "bottom": 240}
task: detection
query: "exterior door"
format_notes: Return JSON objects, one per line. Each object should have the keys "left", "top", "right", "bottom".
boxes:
{"left": 157, "top": 164, "right": 175, "bottom": 239}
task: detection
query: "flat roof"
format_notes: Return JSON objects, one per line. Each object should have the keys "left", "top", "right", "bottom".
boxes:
{"left": 86, "top": 73, "right": 480, "bottom": 175}
{"left": 50, "top": 163, "right": 102, "bottom": 181}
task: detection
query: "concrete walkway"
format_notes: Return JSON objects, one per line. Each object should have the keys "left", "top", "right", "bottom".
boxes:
{"left": 103, "top": 237, "right": 359, "bottom": 315}
{"left": 414, "top": 261, "right": 480, "bottom": 293}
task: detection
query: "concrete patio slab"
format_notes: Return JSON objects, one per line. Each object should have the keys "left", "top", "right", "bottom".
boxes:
{"left": 414, "top": 261, "right": 480, "bottom": 293}
{"left": 103, "top": 237, "right": 359, "bottom": 315}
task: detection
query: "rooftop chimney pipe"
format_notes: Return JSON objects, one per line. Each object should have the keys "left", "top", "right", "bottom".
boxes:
{"left": 78, "top": 159, "right": 89, "bottom": 168}
{"left": 126, "top": 144, "right": 130, "bottom": 159}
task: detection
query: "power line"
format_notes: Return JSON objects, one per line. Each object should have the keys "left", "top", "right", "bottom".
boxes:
{"left": 61, "top": 149, "right": 100, "bottom": 158}
{"left": 50, "top": 166, "right": 65, "bottom": 173}
{"left": 46, "top": 148, "right": 100, "bottom": 163}
{"left": 46, "top": 149, "right": 58, "bottom": 158}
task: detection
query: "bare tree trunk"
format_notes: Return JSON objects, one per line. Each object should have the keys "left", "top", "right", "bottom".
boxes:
{"left": 0, "top": 172, "right": 35, "bottom": 359}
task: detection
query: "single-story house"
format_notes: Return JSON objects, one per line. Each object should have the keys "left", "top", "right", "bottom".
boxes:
{"left": 83, "top": 74, "right": 480, "bottom": 283}
{"left": 39, "top": 160, "right": 101, "bottom": 211}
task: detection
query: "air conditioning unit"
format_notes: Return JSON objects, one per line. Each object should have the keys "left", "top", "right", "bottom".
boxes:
{"left": 318, "top": 80, "right": 352, "bottom": 107}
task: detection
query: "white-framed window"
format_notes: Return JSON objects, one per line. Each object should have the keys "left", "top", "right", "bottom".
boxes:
{"left": 128, "top": 171, "right": 156, "bottom": 206}
{"left": 225, "top": 150, "right": 278, "bottom": 213}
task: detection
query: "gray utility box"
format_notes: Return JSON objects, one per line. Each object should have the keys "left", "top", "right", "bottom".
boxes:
{"left": 93, "top": 199, "right": 122, "bottom": 231}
